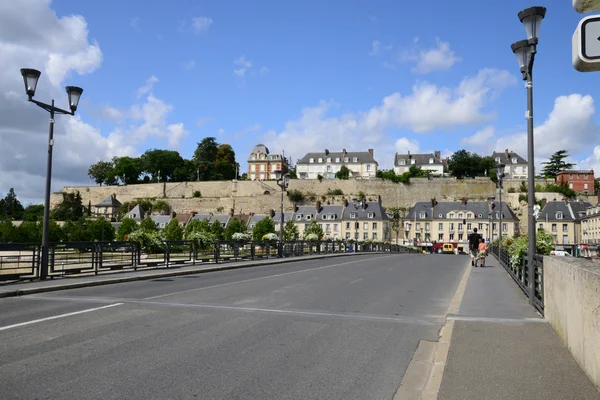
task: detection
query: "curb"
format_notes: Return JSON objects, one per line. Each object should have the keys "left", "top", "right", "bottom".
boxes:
{"left": 0, "top": 252, "right": 379, "bottom": 298}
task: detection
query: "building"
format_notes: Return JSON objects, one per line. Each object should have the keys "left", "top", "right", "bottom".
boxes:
{"left": 125, "top": 204, "right": 144, "bottom": 222}
{"left": 93, "top": 194, "right": 122, "bottom": 220}
{"left": 556, "top": 170, "right": 595, "bottom": 194}
{"left": 340, "top": 199, "right": 391, "bottom": 241}
{"left": 315, "top": 204, "right": 344, "bottom": 239}
{"left": 394, "top": 151, "right": 444, "bottom": 176}
{"left": 296, "top": 149, "right": 378, "bottom": 180}
{"left": 491, "top": 149, "right": 528, "bottom": 180}
{"left": 405, "top": 200, "right": 519, "bottom": 247}
{"left": 247, "top": 144, "right": 288, "bottom": 181}
{"left": 536, "top": 200, "right": 591, "bottom": 244}
{"left": 272, "top": 211, "right": 294, "bottom": 233}
{"left": 292, "top": 205, "right": 322, "bottom": 238}
{"left": 581, "top": 204, "right": 600, "bottom": 244}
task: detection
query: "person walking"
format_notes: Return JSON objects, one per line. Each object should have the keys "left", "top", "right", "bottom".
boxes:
{"left": 477, "top": 237, "right": 488, "bottom": 267}
{"left": 468, "top": 227, "right": 482, "bottom": 267}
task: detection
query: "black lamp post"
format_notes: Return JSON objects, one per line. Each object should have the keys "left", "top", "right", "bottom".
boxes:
{"left": 511, "top": 6, "right": 546, "bottom": 305}
{"left": 275, "top": 170, "right": 290, "bottom": 257}
{"left": 20, "top": 68, "right": 83, "bottom": 280}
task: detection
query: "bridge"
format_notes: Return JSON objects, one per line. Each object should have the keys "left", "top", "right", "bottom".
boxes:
{"left": 0, "top": 245, "right": 599, "bottom": 399}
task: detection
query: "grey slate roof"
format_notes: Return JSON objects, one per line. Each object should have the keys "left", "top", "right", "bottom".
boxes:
{"left": 248, "top": 143, "right": 286, "bottom": 162}
{"left": 293, "top": 205, "right": 320, "bottom": 222}
{"left": 394, "top": 153, "right": 442, "bottom": 166}
{"left": 538, "top": 201, "right": 592, "bottom": 222}
{"left": 210, "top": 214, "right": 231, "bottom": 227}
{"left": 272, "top": 211, "right": 294, "bottom": 224}
{"left": 491, "top": 151, "right": 527, "bottom": 164}
{"left": 126, "top": 204, "right": 144, "bottom": 222}
{"left": 191, "top": 213, "right": 212, "bottom": 222}
{"left": 150, "top": 215, "right": 172, "bottom": 226}
{"left": 247, "top": 214, "right": 269, "bottom": 229}
{"left": 407, "top": 201, "right": 518, "bottom": 221}
{"left": 95, "top": 195, "right": 122, "bottom": 207}
{"left": 317, "top": 205, "right": 344, "bottom": 221}
{"left": 297, "top": 151, "right": 376, "bottom": 165}
{"left": 341, "top": 201, "right": 389, "bottom": 221}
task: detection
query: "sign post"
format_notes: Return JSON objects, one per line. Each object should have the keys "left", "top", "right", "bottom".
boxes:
{"left": 573, "top": 0, "right": 600, "bottom": 71}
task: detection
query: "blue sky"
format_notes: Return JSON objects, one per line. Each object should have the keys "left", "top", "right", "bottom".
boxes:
{"left": 2, "top": 0, "right": 600, "bottom": 203}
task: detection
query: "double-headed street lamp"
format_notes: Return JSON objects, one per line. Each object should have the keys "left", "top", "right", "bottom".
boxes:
{"left": 20, "top": 68, "right": 84, "bottom": 280}
{"left": 510, "top": 6, "right": 546, "bottom": 305}
{"left": 275, "top": 170, "right": 290, "bottom": 257}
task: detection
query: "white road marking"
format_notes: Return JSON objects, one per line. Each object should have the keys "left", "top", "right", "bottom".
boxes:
{"left": 446, "top": 316, "right": 545, "bottom": 324}
{"left": 0, "top": 303, "right": 123, "bottom": 332}
{"left": 144, "top": 255, "right": 396, "bottom": 300}
{"left": 350, "top": 278, "right": 363, "bottom": 284}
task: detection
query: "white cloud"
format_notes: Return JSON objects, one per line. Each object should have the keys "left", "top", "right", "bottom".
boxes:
{"left": 233, "top": 55, "right": 252, "bottom": 77}
{"left": 259, "top": 66, "right": 270, "bottom": 75}
{"left": 411, "top": 38, "right": 460, "bottom": 74}
{"left": 461, "top": 126, "right": 495, "bottom": 148}
{"left": 137, "top": 75, "right": 158, "bottom": 97}
{"left": 262, "top": 68, "right": 514, "bottom": 169}
{"left": 192, "top": 16, "right": 213, "bottom": 33}
{"left": 395, "top": 138, "right": 420, "bottom": 154}
{"left": 369, "top": 40, "right": 381, "bottom": 56}
{"left": 196, "top": 116, "right": 212, "bottom": 127}
{"left": 183, "top": 60, "right": 196, "bottom": 70}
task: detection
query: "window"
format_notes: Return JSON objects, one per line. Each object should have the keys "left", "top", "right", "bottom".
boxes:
{"left": 411, "top": 159, "right": 416, "bottom": 164}
{"left": 296, "top": 215, "right": 302, "bottom": 220}
{"left": 372, "top": 233, "right": 378, "bottom": 240}
{"left": 326, "top": 224, "right": 331, "bottom": 233}
{"left": 459, "top": 233, "right": 464, "bottom": 241}
{"left": 429, "top": 158, "right": 434, "bottom": 164}
{"left": 373, "top": 222, "right": 378, "bottom": 230}
{"left": 346, "top": 232, "right": 351, "bottom": 239}
{"left": 540, "top": 223, "right": 545, "bottom": 230}
{"left": 400, "top": 160, "right": 406, "bottom": 165}
{"left": 419, "top": 212, "right": 426, "bottom": 219}
{"left": 250, "top": 224, "right": 255, "bottom": 228}
{"left": 467, "top": 223, "right": 472, "bottom": 230}
{"left": 363, "top": 222, "right": 369, "bottom": 230}
{"left": 438, "top": 223, "right": 443, "bottom": 230}
{"left": 344, "top": 157, "right": 349, "bottom": 162}
{"left": 449, "top": 233, "right": 455, "bottom": 241}
{"left": 416, "top": 223, "right": 421, "bottom": 231}
{"left": 334, "top": 224, "right": 338, "bottom": 232}
{"left": 512, "top": 158, "right": 517, "bottom": 164}
{"left": 556, "top": 212, "right": 563, "bottom": 219}
{"left": 563, "top": 224, "right": 568, "bottom": 232}
{"left": 260, "top": 164, "right": 265, "bottom": 172}
{"left": 450, "top": 223, "right": 455, "bottom": 231}
{"left": 335, "top": 157, "right": 340, "bottom": 162}
{"left": 439, "top": 214, "right": 443, "bottom": 218}
{"left": 326, "top": 166, "right": 332, "bottom": 172}
{"left": 425, "top": 222, "right": 430, "bottom": 231}
{"left": 251, "top": 155, "right": 256, "bottom": 160}
{"left": 478, "top": 223, "right": 483, "bottom": 231}
{"left": 570, "top": 174, "right": 573, "bottom": 179}
{"left": 367, "top": 164, "right": 371, "bottom": 171}
{"left": 562, "top": 235, "right": 569, "bottom": 244}
{"left": 364, "top": 232, "right": 369, "bottom": 239}
{"left": 318, "top": 158, "right": 323, "bottom": 163}
{"left": 493, "top": 223, "right": 497, "bottom": 231}
{"left": 449, "top": 213, "right": 455, "bottom": 219}
{"left": 327, "top": 158, "right": 331, "bottom": 163}
{"left": 350, "top": 212, "right": 357, "bottom": 219}
{"left": 438, "top": 233, "right": 444, "bottom": 241}
{"left": 569, "top": 183, "right": 574, "bottom": 189}
{"left": 458, "top": 223, "right": 463, "bottom": 231}
{"left": 367, "top": 212, "right": 375, "bottom": 219}
{"left": 353, "top": 157, "right": 358, "bottom": 162}
{"left": 306, "top": 215, "right": 311, "bottom": 220}
{"left": 503, "top": 223, "right": 507, "bottom": 232}
{"left": 346, "top": 222, "right": 350, "bottom": 229}
{"left": 585, "top": 183, "right": 589, "bottom": 190}
{"left": 355, "top": 222, "right": 360, "bottom": 229}
{"left": 309, "top": 158, "right": 314, "bottom": 163}
{"left": 495, "top": 157, "right": 500, "bottom": 163}
{"left": 458, "top": 213, "right": 463, "bottom": 219}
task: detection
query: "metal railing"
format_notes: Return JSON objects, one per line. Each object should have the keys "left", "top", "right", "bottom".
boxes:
{"left": 0, "top": 240, "right": 420, "bottom": 281}
{"left": 489, "top": 245, "right": 544, "bottom": 315}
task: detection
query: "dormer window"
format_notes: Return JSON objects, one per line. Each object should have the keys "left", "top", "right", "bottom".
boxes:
{"left": 353, "top": 157, "right": 358, "bottom": 162}
{"left": 400, "top": 160, "right": 406, "bottom": 165}
{"left": 495, "top": 157, "right": 500, "bottom": 163}
{"left": 309, "top": 158, "right": 314, "bottom": 163}
{"left": 306, "top": 215, "right": 312, "bottom": 220}
{"left": 458, "top": 213, "right": 463, "bottom": 219}
{"left": 512, "top": 157, "right": 517, "bottom": 164}
{"left": 556, "top": 212, "right": 563, "bottom": 219}
{"left": 367, "top": 212, "right": 375, "bottom": 219}
{"left": 296, "top": 214, "right": 302, "bottom": 220}
{"left": 335, "top": 157, "right": 340, "bottom": 162}
{"left": 419, "top": 212, "right": 426, "bottom": 218}
{"left": 318, "top": 158, "right": 323, "bottom": 163}
{"left": 260, "top": 154, "right": 265, "bottom": 160}
{"left": 327, "top": 158, "right": 331, "bottom": 163}
{"left": 344, "top": 157, "right": 349, "bottom": 162}
{"left": 251, "top": 155, "right": 256, "bottom": 160}
{"left": 350, "top": 212, "right": 357, "bottom": 219}
{"left": 411, "top": 159, "right": 416, "bottom": 164}
{"left": 429, "top": 158, "right": 433, "bottom": 164}
{"left": 449, "top": 213, "right": 455, "bottom": 219}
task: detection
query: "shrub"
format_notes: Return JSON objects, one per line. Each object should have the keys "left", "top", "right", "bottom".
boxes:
{"left": 263, "top": 190, "right": 271, "bottom": 195}
{"left": 287, "top": 189, "right": 305, "bottom": 203}
{"left": 508, "top": 188, "right": 516, "bottom": 193}
{"left": 326, "top": 188, "right": 344, "bottom": 195}
{"left": 193, "top": 191, "right": 201, "bottom": 198}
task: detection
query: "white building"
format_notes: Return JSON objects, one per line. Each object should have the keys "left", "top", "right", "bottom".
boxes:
{"left": 296, "top": 149, "right": 378, "bottom": 180}
{"left": 394, "top": 151, "right": 444, "bottom": 176}
{"left": 492, "top": 149, "right": 528, "bottom": 180}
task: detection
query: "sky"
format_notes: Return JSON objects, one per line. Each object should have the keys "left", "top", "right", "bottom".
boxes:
{"left": 2, "top": 0, "right": 600, "bottom": 205}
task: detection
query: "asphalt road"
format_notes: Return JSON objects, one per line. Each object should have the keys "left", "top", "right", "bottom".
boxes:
{"left": 0, "top": 253, "right": 469, "bottom": 400}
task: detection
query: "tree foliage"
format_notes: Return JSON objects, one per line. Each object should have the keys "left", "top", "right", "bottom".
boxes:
{"left": 87, "top": 217, "right": 116, "bottom": 241}
{"left": 163, "top": 218, "right": 183, "bottom": 241}
{"left": 0, "top": 188, "right": 25, "bottom": 220}
{"left": 52, "top": 192, "right": 84, "bottom": 221}
{"left": 303, "top": 219, "right": 324, "bottom": 240}
{"left": 140, "top": 216, "right": 158, "bottom": 231}
{"left": 448, "top": 150, "right": 496, "bottom": 180}
{"left": 283, "top": 219, "right": 299, "bottom": 240}
{"left": 541, "top": 150, "right": 575, "bottom": 179}
{"left": 225, "top": 217, "right": 247, "bottom": 239}
{"left": 335, "top": 165, "right": 351, "bottom": 180}
{"left": 252, "top": 217, "right": 275, "bottom": 240}
{"left": 117, "top": 218, "right": 139, "bottom": 240}
{"left": 88, "top": 161, "right": 115, "bottom": 186}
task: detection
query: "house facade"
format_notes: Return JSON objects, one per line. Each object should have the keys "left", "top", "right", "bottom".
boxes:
{"left": 536, "top": 200, "right": 591, "bottom": 244}
{"left": 296, "top": 149, "right": 378, "bottom": 180}
{"left": 492, "top": 149, "right": 528, "bottom": 180}
{"left": 94, "top": 194, "right": 122, "bottom": 219}
{"left": 405, "top": 200, "right": 520, "bottom": 246}
{"left": 394, "top": 151, "right": 444, "bottom": 176}
{"left": 340, "top": 199, "right": 391, "bottom": 241}
{"left": 556, "top": 170, "right": 595, "bottom": 194}
{"left": 247, "top": 144, "right": 288, "bottom": 181}
{"left": 581, "top": 203, "right": 600, "bottom": 244}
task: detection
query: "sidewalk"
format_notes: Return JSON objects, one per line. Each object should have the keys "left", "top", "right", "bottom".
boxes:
{"left": 438, "top": 256, "right": 600, "bottom": 399}
{"left": 0, "top": 252, "right": 364, "bottom": 298}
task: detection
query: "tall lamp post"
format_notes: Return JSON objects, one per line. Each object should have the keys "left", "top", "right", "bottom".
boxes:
{"left": 275, "top": 170, "right": 290, "bottom": 257}
{"left": 20, "top": 68, "right": 83, "bottom": 280}
{"left": 496, "top": 163, "right": 505, "bottom": 247}
{"left": 511, "top": 6, "right": 546, "bottom": 305}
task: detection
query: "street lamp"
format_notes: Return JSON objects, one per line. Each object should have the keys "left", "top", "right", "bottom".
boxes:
{"left": 20, "top": 68, "right": 83, "bottom": 280}
{"left": 275, "top": 170, "right": 290, "bottom": 257}
{"left": 511, "top": 6, "right": 546, "bottom": 305}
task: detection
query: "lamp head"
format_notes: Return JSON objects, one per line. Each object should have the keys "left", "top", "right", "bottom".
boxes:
{"left": 518, "top": 6, "right": 546, "bottom": 45}
{"left": 274, "top": 170, "right": 282, "bottom": 180}
{"left": 65, "top": 86, "right": 84, "bottom": 113}
{"left": 20, "top": 68, "right": 41, "bottom": 99}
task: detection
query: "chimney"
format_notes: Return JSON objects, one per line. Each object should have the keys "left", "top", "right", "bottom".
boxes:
{"left": 505, "top": 149, "right": 509, "bottom": 159}
{"left": 270, "top": 209, "right": 275, "bottom": 218}
{"left": 368, "top": 149, "right": 374, "bottom": 157}
{"left": 462, "top": 198, "right": 467, "bottom": 206}
{"left": 316, "top": 200, "right": 321, "bottom": 212}
{"left": 343, "top": 199, "right": 349, "bottom": 207}
{"left": 378, "top": 195, "right": 382, "bottom": 205}
{"left": 191, "top": 211, "right": 197, "bottom": 217}
{"left": 325, "top": 149, "right": 329, "bottom": 156}
{"left": 170, "top": 211, "right": 176, "bottom": 219}
{"left": 434, "top": 151, "right": 441, "bottom": 160}
{"left": 362, "top": 197, "right": 367, "bottom": 209}
{"left": 408, "top": 150, "right": 411, "bottom": 158}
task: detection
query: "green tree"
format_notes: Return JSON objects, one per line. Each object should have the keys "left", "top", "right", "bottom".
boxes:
{"left": 23, "top": 204, "right": 44, "bottom": 222}
{"left": 87, "top": 217, "right": 115, "bottom": 241}
{"left": 0, "top": 218, "right": 16, "bottom": 243}
{"left": 541, "top": 150, "right": 575, "bottom": 179}
{"left": 214, "top": 144, "right": 237, "bottom": 180}
{"left": 209, "top": 220, "right": 225, "bottom": 240}
{"left": 140, "top": 149, "right": 185, "bottom": 182}
{"left": 225, "top": 217, "right": 247, "bottom": 239}
{"left": 173, "top": 159, "right": 197, "bottom": 182}
{"left": 282, "top": 219, "right": 299, "bottom": 240}
{"left": 193, "top": 137, "right": 219, "bottom": 181}
{"left": 336, "top": 165, "right": 351, "bottom": 180}
{"left": 112, "top": 156, "right": 143, "bottom": 184}
{"left": 252, "top": 217, "right": 275, "bottom": 240}
{"left": 140, "top": 216, "right": 158, "bottom": 232}
{"left": 88, "top": 161, "right": 115, "bottom": 186}
{"left": 61, "top": 220, "right": 91, "bottom": 242}
{"left": 184, "top": 218, "right": 211, "bottom": 237}
{"left": 117, "top": 218, "right": 139, "bottom": 240}
{"left": 0, "top": 188, "right": 25, "bottom": 220}
{"left": 16, "top": 221, "right": 41, "bottom": 242}
{"left": 287, "top": 189, "right": 305, "bottom": 204}
{"left": 303, "top": 219, "right": 324, "bottom": 240}
{"left": 163, "top": 218, "right": 183, "bottom": 241}
{"left": 448, "top": 150, "right": 492, "bottom": 179}
{"left": 51, "top": 192, "right": 84, "bottom": 221}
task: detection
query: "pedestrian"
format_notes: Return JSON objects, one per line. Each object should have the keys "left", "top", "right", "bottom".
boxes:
{"left": 477, "top": 237, "right": 487, "bottom": 267}
{"left": 468, "top": 227, "right": 482, "bottom": 267}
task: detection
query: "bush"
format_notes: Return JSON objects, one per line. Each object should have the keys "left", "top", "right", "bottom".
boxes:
{"left": 508, "top": 188, "right": 516, "bottom": 193}
{"left": 263, "top": 190, "right": 271, "bottom": 195}
{"left": 519, "top": 181, "right": 528, "bottom": 193}
{"left": 287, "top": 189, "right": 305, "bottom": 203}
{"left": 193, "top": 191, "right": 201, "bottom": 198}
{"left": 505, "top": 230, "right": 554, "bottom": 269}
{"left": 327, "top": 188, "right": 344, "bottom": 195}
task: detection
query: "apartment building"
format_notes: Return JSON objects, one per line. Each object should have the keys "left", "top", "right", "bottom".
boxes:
{"left": 394, "top": 151, "right": 444, "bottom": 176}
{"left": 340, "top": 199, "right": 391, "bottom": 241}
{"left": 405, "top": 200, "right": 519, "bottom": 246}
{"left": 536, "top": 200, "right": 591, "bottom": 244}
{"left": 247, "top": 144, "right": 288, "bottom": 181}
{"left": 296, "top": 149, "right": 378, "bottom": 180}
{"left": 581, "top": 204, "right": 600, "bottom": 244}
{"left": 556, "top": 170, "right": 595, "bottom": 194}
{"left": 492, "top": 149, "right": 528, "bottom": 180}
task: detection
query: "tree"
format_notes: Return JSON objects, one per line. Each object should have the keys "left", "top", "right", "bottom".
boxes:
{"left": 117, "top": 218, "right": 139, "bottom": 240}
{"left": 88, "top": 161, "right": 115, "bottom": 186}
{"left": 163, "top": 218, "right": 183, "bottom": 241}
{"left": 184, "top": 218, "right": 211, "bottom": 238}
{"left": 112, "top": 156, "right": 143, "bottom": 184}
{"left": 287, "top": 190, "right": 305, "bottom": 204}
{"left": 303, "top": 219, "right": 324, "bottom": 240}
{"left": 87, "top": 217, "right": 115, "bottom": 241}
{"left": 0, "top": 218, "right": 16, "bottom": 243}
{"left": 193, "top": 137, "right": 219, "bottom": 181}
{"left": 140, "top": 216, "right": 158, "bottom": 231}
{"left": 541, "top": 150, "right": 575, "bottom": 179}
{"left": 252, "top": 217, "right": 275, "bottom": 240}
{"left": 282, "top": 219, "right": 299, "bottom": 240}
{"left": 225, "top": 218, "right": 247, "bottom": 239}
{"left": 448, "top": 150, "right": 492, "bottom": 179}
{"left": 23, "top": 204, "right": 44, "bottom": 222}
{"left": 214, "top": 144, "right": 237, "bottom": 180}
{"left": 210, "top": 220, "right": 225, "bottom": 240}
{"left": 62, "top": 219, "right": 91, "bottom": 242}
{"left": 16, "top": 221, "right": 42, "bottom": 243}
{"left": 140, "top": 149, "right": 185, "bottom": 182}
{"left": 51, "top": 192, "right": 83, "bottom": 221}
{"left": 0, "top": 188, "right": 25, "bottom": 220}
{"left": 173, "top": 159, "right": 196, "bottom": 182}
{"left": 336, "top": 165, "right": 351, "bottom": 180}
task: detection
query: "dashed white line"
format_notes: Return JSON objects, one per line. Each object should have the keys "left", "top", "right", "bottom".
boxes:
{"left": 350, "top": 278, "right": 363, "bottom": 284}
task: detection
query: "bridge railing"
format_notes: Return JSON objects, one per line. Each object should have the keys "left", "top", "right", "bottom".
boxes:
{"left": 0, "top": 240, "right": 420, "bottom": 282}
{"left": 489, "top": 245, "right": 544, "bottom": 315}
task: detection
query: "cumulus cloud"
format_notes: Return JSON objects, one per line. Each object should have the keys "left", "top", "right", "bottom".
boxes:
{"left": 261, "top": 68, "right": 515, "bottom": 169}
{"left": 233, "top": 56, "right": 252, "bottom": 77}
{"left": 192, "top": 16, "right": 213, "bottom": 33}
{"left": 395, "top": 138, "right": 420, "bottom": 154}
{"left": 410, "top": 38, "right": 460, "bottom": 74}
